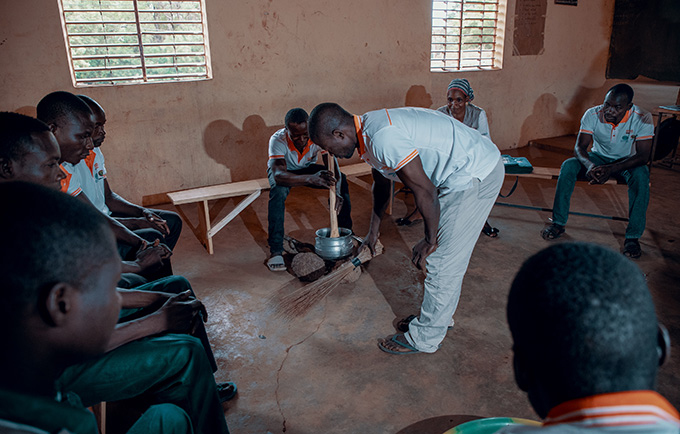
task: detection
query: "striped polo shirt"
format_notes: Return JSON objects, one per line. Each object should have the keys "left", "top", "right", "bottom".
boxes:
{"left": 355, "top": 107, "right": 500, "bottom": 194}
{"left": 267, "top": 128, "right": 322, "bottom": 171}
{"left": 497, "top": 391, "right": 680, "bottom": 433}
{"left": 59, "top": 161, "right": 83, "bottom": 197}
{"left": 580, "top": 104, "right": 654, "bottom": 160}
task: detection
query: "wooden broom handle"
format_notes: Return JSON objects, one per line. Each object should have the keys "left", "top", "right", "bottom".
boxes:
{"left": 328, "top": 155, "right": 339, "bottom": 237}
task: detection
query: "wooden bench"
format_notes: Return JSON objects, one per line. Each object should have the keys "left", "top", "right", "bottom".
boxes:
{"left": 168, "top": 163, "right": 374, "bottom": 254}
{"left": 167, "top": 178, "right": 270, "bottom": 254}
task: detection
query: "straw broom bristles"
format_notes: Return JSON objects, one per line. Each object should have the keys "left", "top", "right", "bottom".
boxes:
{"left": 274, "top": 241, "right": 384, "bottom": 319}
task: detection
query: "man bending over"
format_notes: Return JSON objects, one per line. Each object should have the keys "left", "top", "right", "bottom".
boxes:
{"left": 308, "top": 103, "right": 503, "bottom": 354}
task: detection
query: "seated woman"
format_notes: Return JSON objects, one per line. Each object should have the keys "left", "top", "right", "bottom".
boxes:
{"left": 437, "top": 78, "right": 499, "bottom": 237}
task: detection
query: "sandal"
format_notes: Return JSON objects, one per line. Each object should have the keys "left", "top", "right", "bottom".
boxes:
{"left": 378, "top": 334, "right": 421, "bottom": 355}
{"left": 541, "top": 223, "right": 565, "bottom": 240}
{"left": 623, "top": 238, "right": 642, "bottom": 259}
{"left": 267, "top": 255, "right": 286, "bottom": 272}
{"left": 217, "top": 381, "right": 238, "bottom": 402}
{"left": 482, "top": 222, "right": 499, "bottom": 238}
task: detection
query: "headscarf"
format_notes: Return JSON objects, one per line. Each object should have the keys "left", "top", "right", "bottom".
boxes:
{"left": 447, "top": 79, "right": 474, "bottom": 101}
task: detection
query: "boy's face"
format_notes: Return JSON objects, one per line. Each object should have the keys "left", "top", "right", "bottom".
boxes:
{"left": 69, "top": 255, "right": 122, "bottom": 358}
{"left": 52, "top": 112, "right": 94, "bottom": 165}
{"left": 8, "top": 131, "right": 66, "bottom": 190}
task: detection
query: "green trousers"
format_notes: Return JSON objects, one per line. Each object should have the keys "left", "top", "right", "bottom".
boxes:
{"left": 552, "top": 153, "right": 650, "bottom": 239}
{"left": 118, "top": 276, "right": 218, "bottom": 373}
{"left": 0, "top": 388, "right": 192, "bottom": 434}
{"left": 57, "top": 334, "right": 229, "bottom": 434}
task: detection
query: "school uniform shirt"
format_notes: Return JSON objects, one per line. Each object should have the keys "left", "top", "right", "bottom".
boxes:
{"left": 497, "top": 391, "right": 680, "bottom": 433}
{"left": 267, "top": 128, "right": 322, "bottom": 171}
{"left": 60, "top": 162, "right": 84, "bottom": 197}
{"left": 355, "top": 107, "right": 500, "bottom": 194}
{"left": 82, "top": 148, "right": 107, "bottom": 212}
{"left": 580, "top": 104, "right": 654, "bottom": 160}
{"left": 60, "top": 155, "right": 110, "bottom": 215}
{"left": 436, "top": 103, "right": 491, "bottom": 139}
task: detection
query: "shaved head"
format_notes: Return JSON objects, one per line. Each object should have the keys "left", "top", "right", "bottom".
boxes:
{"left": 308, "top": 102, "right": 353, "bottom": 144}
{"left": 508, "top": 242, "right": 659, "bottom": 417}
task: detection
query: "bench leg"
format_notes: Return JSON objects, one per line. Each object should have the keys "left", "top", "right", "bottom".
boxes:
{"left": 208, "top": 190, "right": 261, "bottom": 239}
{"left": 197, "top": 200, "right": 214, "bottom": 254}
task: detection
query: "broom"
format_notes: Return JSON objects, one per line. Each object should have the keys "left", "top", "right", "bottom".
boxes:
{"left": 274, "top": 240, "right": 384, "bottom": 319}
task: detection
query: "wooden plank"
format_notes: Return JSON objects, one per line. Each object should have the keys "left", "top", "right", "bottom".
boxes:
{"left": 340, "top": 162, "right": 371, "bottom": 177}
{"left": 167, "top": 178, "right": 269, "bottom": 205}
{"left": 510, "top": 166, "right": 616, "bottom": 184}
{"left": 207, "top": 190, "right": 261, "bottom": 238}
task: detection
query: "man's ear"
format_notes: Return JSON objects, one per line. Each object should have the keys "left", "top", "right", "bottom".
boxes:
{"left": 42, "top": 282, "right": 78, "bottom": 327}
{"left": 0, "top": 157, "right": 13, "bottom": 179}
{"left": 513, "top": 348, "right": 532, "bottom": 392}
{"left": 48, "top": 122, "right": 58, "bottom": 135}
{"left": 658, "top": 324, "right": 671, "bottom": 367}
{"left": 331, "top": 128, "right": 345, "bottom": 140}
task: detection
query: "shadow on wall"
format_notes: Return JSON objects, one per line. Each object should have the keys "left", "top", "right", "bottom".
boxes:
{"left": 518, "top": 93, "right": 573, "bottom": 147}
{"left": 518, "top": 48, "right": 614, "bottom": 146}
{"left": 404, "top": 85, "right": 433, "bottom": 108}
{"left": 204, "top": 115, "right": 281, "bottom": 182}
{"left": 13, "top": 106, "right": 37, "bottom": 117}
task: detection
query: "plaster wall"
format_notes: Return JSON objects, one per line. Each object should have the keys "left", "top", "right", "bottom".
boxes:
{"left": 0, "top": 0, "right": 637, "bottom": 203}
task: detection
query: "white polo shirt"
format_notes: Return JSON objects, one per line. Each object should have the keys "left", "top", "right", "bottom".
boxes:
{"left": 60, "top": 151, "right": 110, "bottom": 215}
{"left": 267, "top": 128, "right": 322, "bottom": 171}
{"left": 81, "top": 148, "right": 109, "bottom": 215}
{"left": 355, "top": 107, "right": 500, "bottom": 194}
{"left": 60, "top": 162, "right": 83, "bottom": 197}
{"left": 580, "top": 104, "right": 654, "bottom": 160}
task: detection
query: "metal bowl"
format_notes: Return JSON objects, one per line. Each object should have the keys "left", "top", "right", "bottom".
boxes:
{"left": 315, "top": 227, "right": 354, "bottom": 260}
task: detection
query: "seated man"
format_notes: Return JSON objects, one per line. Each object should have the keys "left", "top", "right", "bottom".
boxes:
{"left": 500, "top": 242, "right": 678, "bottom": 432}
{"left": 0, "top": 111, "right": 235, "bottom": 422}
{"left": 0, "top": 110, "right": 167, "bottom": 288}
{"left": 541, "top": 84, "right": 654, "bottom": 259}
{"left": 78, "top": 95, "right": 182, "bottom": 279}
{"left": 0, "top": 181, "right": 192, "bottom": 434}
{"left": 266, "top": 107, "right": 352, "bottom": 271}
{"left": 35, "top": 91, "right": 173, "bottom": 280}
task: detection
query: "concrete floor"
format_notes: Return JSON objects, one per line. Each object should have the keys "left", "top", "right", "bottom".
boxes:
{"left": 146, "top": 142, "right": 678, "bottom": 434}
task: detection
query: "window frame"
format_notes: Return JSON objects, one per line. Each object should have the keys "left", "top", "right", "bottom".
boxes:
{"left": 430, "top": 0, "right": 508, "bottom": 73}
{"left": 57, "top": 0, "right": 213, "bottom": 87}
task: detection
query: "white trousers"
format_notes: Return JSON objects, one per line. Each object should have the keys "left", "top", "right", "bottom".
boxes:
{"left": 405, "top": 157, "right": 504, "bottom": 353}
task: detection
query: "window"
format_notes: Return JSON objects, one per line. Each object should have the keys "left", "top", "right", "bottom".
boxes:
{"left": 58, "top": 0, "right": 212, "bottom": 87}
{"left": 430, "top": 0, "right": 507, "bottom": 72}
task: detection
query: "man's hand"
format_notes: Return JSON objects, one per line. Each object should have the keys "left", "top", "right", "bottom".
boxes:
{"left": 411, "top": 238, "right": 438, "bottom": 270}
{"left": 159, "top": 291, "right": 208, "bottom": 334}
{"left": 142, "top": 209, "right": 170, "bottom": 235}
{"left": 361, "top": 229, "right": 380, "bottom": 255}
{"left": 308, "top": 170, "right": 337, "bottom": 188}
{"left": 134, "top": 240, "right": 172, "bottom": 272}
{"left": 586, "top": 165, "right": 612, "bottom": 185}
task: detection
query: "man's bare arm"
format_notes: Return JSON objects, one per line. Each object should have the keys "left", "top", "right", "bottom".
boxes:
{"left": 396, "top": 155, "right": 440, "bottom": 270}
{"left": 270, "top": 159, "right": 335, "bottom": 188}
{"left": 362, "top": 168, "right": 393, "bottom": 252}
{"left": 106, "top": 291, "right": 206, "bottom": 351}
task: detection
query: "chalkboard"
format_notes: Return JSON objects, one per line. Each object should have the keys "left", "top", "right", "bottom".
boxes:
{"left": 607, "top": 0, "right": 680, "bottom": 82}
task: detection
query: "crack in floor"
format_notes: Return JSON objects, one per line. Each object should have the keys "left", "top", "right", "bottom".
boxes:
{"left": 274, "top": 302, "right": 329, "bottom": 433}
